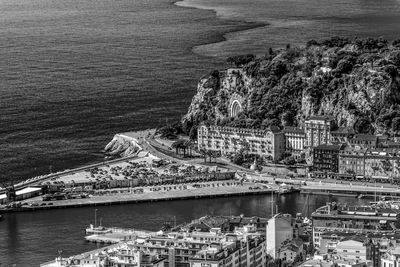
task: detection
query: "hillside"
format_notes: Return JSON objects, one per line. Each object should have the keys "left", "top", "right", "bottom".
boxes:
{"left": 182, "top": 37, "right": 400, "bottom": 136}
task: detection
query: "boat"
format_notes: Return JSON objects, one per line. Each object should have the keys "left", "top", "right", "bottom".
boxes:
{"left": 86, "top": 224, "right": 112, "bottom": 234}
{"left": 277, "top": 183, "right": 300, "bottom": 194}
{"left": 85, "top": 209, "right": 112, "bottom": 234}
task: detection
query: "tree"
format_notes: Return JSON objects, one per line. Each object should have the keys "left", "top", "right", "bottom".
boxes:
{"left": 189, "top": 126, "right": 198, "bottom": 140}
{"left": 393, "top": 39, "right": 400, "bottom": 48}
{"left": 282, "top": 156, "right": 296, "bottom": 166}
{"left": 392, "top": 117, "right": 400, "bottom": 133}
{"left": 171, "top": 140, "right": 187, "bottom": 156}
{"left": 199, "top": 148, "right": 208, "bottom": 163}
{"left": 227, "top": 54, "right": 255, "bottom": 67}
{"left": 354, "top": 118, "right": 374, "bottom": 134}
{"left": 231, "top": 152, "right": 244, "bottom": 166}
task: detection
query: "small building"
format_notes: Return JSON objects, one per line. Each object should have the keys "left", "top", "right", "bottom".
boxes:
{"left": 15, "top": 187, "right": 42, "bottom": 201}
{"left": 331, "top": 127, "right": 355, "bottom": 144}
{"left": 0, "top": 193, "right": 7, "bottom": 205}
{"left": 278, "top": 239, "right": 304, "bottom": 263}
{"left": 349, "top": 134, "right": 377, "bottom": 149}
{"left": 336, "top": 238, "right": 367, "bottom": 261}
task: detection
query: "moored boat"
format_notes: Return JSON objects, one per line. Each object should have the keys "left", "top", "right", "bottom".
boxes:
{"left": 85, "top": 224, "right": 112, "bottom": 234}
{"left": 85, "top": 208, "right": 112, "bottom": 234}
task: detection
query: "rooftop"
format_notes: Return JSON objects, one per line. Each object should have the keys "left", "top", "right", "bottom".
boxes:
{"left": 16, "top": 187, "right": 42, "bottom": 196}
{"left": 283, "top": 126, "right": 305, "bottom": 134}
{"left": 351, "top": 134, "right": 377, "bottom": 142}
{"left": 331, "top": 127, "right": 355, "bottom": 135}
{"left": 314, "top": 144, "right": 343, "bottom": 151}
{"left": 306, "top": 115, "right": 334, "bottom": 121}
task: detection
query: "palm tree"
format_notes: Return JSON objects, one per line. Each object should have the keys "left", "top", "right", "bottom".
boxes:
{"left": 184, "top": 140, "right": 193, "bottom": 157}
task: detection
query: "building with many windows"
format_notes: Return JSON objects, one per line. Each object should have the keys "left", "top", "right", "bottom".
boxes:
{"left": 312, "top": 144, "right": 342, "bottom": 176}
{"left": 197, "top": 125, "right": 285, "bottom": 161}
{"left": 338, "top": 147, "right": 400, "bottom": 180}
{"left": 331, "top": 127, "right": 355, "bottom": 144}
{"left": 304, "top": 116, "right": 332, "bottom": 149}
{"left": 283, "top": 126, "right": 306, "bottom": 158}
{"left": 349, "top": 134, "right": 378, "bottom": 149}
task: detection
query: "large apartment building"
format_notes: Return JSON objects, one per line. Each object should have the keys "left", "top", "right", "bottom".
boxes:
{"left": 197, "top": 125, "right": 285, "bottom": 161}
{"left": 283, "top": 126, "right": 306, "bottom": 158}
{"left": 304, "top": 116, "right": 332, "bottom": 149}
{"left": 312, "top": 144, "right": 342, "bottom": 176}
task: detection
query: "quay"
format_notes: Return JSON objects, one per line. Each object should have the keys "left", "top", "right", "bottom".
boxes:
{"left": 0, "top": 181, "right": 276, "bottom": 213}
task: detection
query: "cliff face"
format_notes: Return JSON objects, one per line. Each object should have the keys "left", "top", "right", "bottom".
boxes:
{"left": 104, "top": 134, "right": 142, "bottom": 158}
{"left": 182, "top": 38, "right": 400, "bottom": 135}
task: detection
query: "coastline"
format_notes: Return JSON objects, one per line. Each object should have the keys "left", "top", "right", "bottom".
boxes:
{"left": 173, "top": 0, "right": 269, "bottom": 58}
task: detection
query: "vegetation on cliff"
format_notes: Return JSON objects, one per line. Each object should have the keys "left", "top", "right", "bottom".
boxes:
{"left": 182, "top": 37, "right": 400, "bottom": 136}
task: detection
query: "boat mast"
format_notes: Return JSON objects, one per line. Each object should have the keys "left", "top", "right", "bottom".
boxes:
{"left": 94, "top": 209, "right": 97, "bottom": 228}
{"left": 271, "top": 190, "right": 274, "bottom": 217}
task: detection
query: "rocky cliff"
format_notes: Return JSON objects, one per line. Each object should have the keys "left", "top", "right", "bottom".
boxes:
{"left": 182, "top": 37, "right": 400, "bottom": 135}
{"left": 104, "top": 134, "right": 142, "bottom": 158}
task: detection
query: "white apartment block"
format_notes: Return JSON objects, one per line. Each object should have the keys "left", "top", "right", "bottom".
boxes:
{"left": 197, "top": 125, "right": 285, "bottom": 161}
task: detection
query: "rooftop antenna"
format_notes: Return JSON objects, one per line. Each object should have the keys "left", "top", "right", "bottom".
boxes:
{"left": 94, "top": 208, "right": 98, "bottom": 228}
